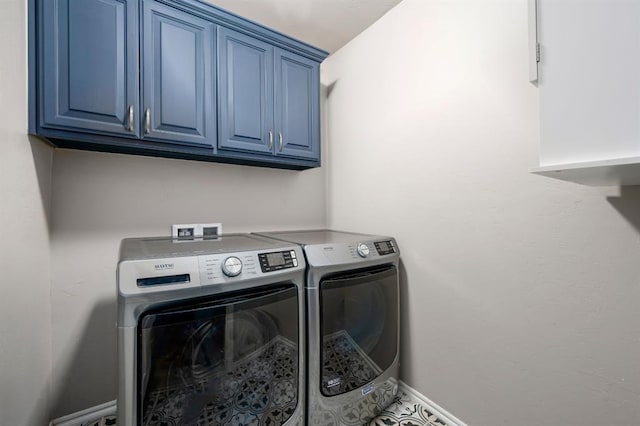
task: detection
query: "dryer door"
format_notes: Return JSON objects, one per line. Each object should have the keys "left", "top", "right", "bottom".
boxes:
{"left": 319, "top": 265, "right": 399, "bottom": 397}
{"left": 137, "top": 283, "right": 299, "bottom": 425}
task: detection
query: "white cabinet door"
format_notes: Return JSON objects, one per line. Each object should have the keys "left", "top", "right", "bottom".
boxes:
{"left": 537, "top": 0, "right": 640, "bottom": 167}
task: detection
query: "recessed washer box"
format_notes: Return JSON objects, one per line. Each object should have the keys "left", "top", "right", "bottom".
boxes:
{"left": 172, "top": 223, "right": 222, "bottom": 239}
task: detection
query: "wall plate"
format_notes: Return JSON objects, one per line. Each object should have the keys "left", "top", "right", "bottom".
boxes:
{"left": 171, "top": 223, "right": 222, "bottom": 239}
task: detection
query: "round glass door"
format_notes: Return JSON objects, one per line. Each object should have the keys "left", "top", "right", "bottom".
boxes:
{"left": 319, "top": 265, "right": 399, "bottom": 396}
{"left": 138, "top": 284, "right": 299, "bottom": 425}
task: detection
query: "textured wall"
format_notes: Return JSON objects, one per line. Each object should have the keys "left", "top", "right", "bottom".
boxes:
{"left": 9, "top": 0, "right": 640, "bottom": 423}
{"left": 49, "top": 150, "right": 327, "bottom": 416}
{"left": 0, "top": 0, "right": 53, "bottom": 425}
{"left": 323, "top": 0, "right": 640, "bottom": 424}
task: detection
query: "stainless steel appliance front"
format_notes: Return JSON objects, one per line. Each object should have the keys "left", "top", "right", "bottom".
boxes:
{"left": 255, "top": 230, "right": 401, "bottom": 425}
{"left": 117, "top": 235, "right": 306, "bottom": 426}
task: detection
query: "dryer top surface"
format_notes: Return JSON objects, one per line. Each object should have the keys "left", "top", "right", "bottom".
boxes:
{"left": 255, "top": 229, "right": 389, "bottom": 246}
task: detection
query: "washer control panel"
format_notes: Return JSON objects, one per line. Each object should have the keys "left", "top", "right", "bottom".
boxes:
{"left": 119, "top": 239, "right": 306, "bottom": 295}
{"left": 197, "top": 247, "right": 302, "bottom": 285}
{"left": 221, "top": 256, "right": 243, "bottom": 277}
{"left": 374, "top": 240, "right": 396, "bottom": 255}
{"left": 259, "top": 250, "right": 299, "bottom": 272}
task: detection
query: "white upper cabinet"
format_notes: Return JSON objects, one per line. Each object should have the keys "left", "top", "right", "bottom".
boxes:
{"left": 530, "top": 0, "right": 640, "bottom": 185}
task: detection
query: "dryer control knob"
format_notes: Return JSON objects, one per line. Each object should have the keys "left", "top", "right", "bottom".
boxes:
{"left": 222, "top": 256, "right": 243, "bottom": 277}
{"left": 357, "top": 243, "right": 370, "bottom": 258}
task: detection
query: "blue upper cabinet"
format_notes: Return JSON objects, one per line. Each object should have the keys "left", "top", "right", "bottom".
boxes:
{"left": 31, "top": 0, "right": 328, "bottom": 169}
{"left": 142, "top": 0, "right": 215, "bottom": 148}
{"left": 40, "top": 0, "right": 139, "bottom": 137}
{"left": 217, "top": 30, "right": 321, "bottom": 164}
{"left": 275, "top": 48, "right": 320, "bottom": 161}
{"left": 217, "top": 27, "right": 274, "bottom": 154}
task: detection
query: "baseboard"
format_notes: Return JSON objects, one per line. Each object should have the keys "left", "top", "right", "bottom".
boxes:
{"left": 399, "top": 380, "right": 467, "bottom": 426}
{"left": 49, "top": 400, "right": 116, "bottom": 426}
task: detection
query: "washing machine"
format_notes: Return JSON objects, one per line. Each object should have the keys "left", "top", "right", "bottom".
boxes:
{"left": 256, "top": 230, "right": 400, "bottom": 425}
{"left": 116, "top": 234, "right": 306, "bottom": 426}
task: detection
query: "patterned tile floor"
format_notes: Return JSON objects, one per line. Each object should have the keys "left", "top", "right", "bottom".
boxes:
{"left": 140, "top": 336, "right": 298, "bottom": 425}
{"left": 368, "top": 389, "right": 448, "bottom": 426}
{"left": 80, "top": 389, "right": 448, "bottom": 426}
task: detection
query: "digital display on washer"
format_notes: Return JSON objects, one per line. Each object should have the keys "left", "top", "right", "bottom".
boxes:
{"left": 258, "top": 250, "right": 297, "bottom": 272}
{"left": 374, "top": 240, "right": 396, "bottom": 255}
{"left": 267, "top": 252, "right": 286, "bottom": 266}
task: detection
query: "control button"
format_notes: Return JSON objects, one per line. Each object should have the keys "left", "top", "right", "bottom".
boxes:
{"left": 357, "top": 243, "right": 370, "bottom": 258}
{"left": 290, "top": 250, "right": 296, "bottom": 258}
{"left": 221, "top": 256, "right": 242, "bottom": 277}
{"left": 293, "top": 259, "right": 298, "bottom": 267}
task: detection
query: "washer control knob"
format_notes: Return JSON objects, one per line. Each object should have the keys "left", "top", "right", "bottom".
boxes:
{"left": 222, "top": 256, "right": 242, "bottom": 277}
{"left": 356, "top": 243, "right": 370, "bottom": 258}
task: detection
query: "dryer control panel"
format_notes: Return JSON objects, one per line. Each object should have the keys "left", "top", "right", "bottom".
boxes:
{"left": 374, "top": 240, "right": 396, "bottom": 255}
{"left": 259, "top": 250, "right": 299, "bottom": 272}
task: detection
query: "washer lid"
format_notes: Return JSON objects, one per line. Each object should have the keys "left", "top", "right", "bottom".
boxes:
{"left": 119, "top": 233, "right": 292, "bottom": 261}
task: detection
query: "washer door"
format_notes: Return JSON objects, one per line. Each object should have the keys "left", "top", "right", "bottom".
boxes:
{"left": 137, "top": 283, "right": 299, "bottom": 425}
{"left": 319, "top": 265, "right": 399, "bottom": 397}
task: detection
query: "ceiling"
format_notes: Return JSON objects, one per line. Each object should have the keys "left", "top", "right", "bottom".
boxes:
{"left": 206, "top": 0, "right": 404, "bottom": 54}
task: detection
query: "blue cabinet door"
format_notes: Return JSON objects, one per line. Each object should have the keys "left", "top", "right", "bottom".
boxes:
{"left": 40, "top": 0, "right": 138, "bottom": 136}
{"left": 274, "top": 49, "right": 320, "bottom": 161}
{"left": 217, "top": 27, "right": 274, "bottom": 154}
{"left": 142, "top": 0, "right": 215, "bottom": 148}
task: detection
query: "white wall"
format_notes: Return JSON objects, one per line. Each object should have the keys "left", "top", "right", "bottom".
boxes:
{"left": 49, "top": 150, "right": 327, "bottom": 416}
{"left": 5, "top": 0, "right": 328, "bottom": 417}
{"left": 0, "top": 0, "right": 53, "bottom": 425}
{"left": 7, "top": 0, "right": 640, "bottom": 422}
{"left": 323, "top": 0, "right": 640, "bottom": 424}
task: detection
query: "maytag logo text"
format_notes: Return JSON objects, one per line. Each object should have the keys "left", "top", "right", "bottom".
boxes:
{"left": 154, "top": 263, "right": 175, "bottom": 270}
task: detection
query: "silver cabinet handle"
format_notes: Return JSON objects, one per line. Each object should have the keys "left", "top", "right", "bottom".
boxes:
{"left": 268, "top": 130, "right": 273, "bottom": 150}
{"left": 278, "top": 132, "right": 283, "bottom": 152}
{"left": 127, "top": 105, "right": 134, "bottom": 132}
{"left": 144, "top": 108, "right": 150, "bottom": 134}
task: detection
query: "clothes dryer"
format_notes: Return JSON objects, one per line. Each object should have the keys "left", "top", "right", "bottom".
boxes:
{"left": 117, "top": 234, "right": 306, "bottom": 426}
{"left": 256, "top": 230, "right": 400, "bottom": 426}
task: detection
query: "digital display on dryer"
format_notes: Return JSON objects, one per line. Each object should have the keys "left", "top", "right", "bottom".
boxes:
{"left": 374, "top": 240, "right": 396, "bottom": 255}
